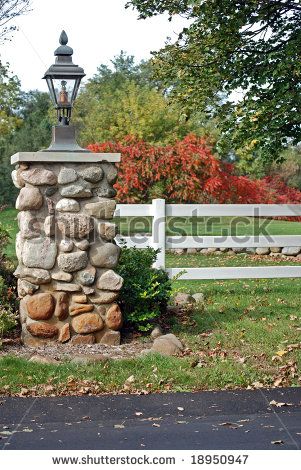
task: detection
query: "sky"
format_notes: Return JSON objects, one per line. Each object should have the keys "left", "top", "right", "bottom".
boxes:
{"left": 0, "top": 0, "right": 187, "bottom": 92}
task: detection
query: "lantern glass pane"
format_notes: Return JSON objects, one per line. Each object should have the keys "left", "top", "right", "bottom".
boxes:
{"left": 46, "top": 77, "right": 57, "bottom": 105}
{"left": 52, "top": 78, "right": 77, "bottom": 107}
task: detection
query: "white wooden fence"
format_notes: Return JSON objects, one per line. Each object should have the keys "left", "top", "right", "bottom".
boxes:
{"left": 114, "top": 199, "right": 301, "bottom": 280}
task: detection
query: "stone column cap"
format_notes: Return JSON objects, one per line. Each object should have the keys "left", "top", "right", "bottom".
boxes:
{"left": 11, "top": 152, "right": 121, "bottom": 165}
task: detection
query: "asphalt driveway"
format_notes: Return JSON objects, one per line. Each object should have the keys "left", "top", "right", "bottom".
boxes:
{"left": 0, "top": 387, "right": 300, "bottom": 450}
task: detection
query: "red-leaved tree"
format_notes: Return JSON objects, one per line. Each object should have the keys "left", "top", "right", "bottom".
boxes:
{"left": 88, "top": 135, "right": 301, "bottom": 204}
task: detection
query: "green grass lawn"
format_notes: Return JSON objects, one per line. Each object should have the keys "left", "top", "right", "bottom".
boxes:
{"left": 1, "top": 208, "right": 301, "bottom": 395}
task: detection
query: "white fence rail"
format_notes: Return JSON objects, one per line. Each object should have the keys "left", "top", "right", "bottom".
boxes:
{"left": 114, "top": 199, "right": 301, "bottom": 280}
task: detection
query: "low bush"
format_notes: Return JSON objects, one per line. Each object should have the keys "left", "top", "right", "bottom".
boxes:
{"left": 116, "top": 246, "right": 172, "bottom": 332}
{"left": 0, "top": 219, "right": 17, "bottom": 339}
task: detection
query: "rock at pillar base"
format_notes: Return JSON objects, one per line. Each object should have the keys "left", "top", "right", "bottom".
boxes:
{"left": 12, "top": 156, "right": 123, "bottom": 346}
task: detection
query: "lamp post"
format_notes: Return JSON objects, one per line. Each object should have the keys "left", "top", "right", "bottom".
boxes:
{"left": 10, "top": 30, "right": 123, "bottom": 347}
{"left": 43, "top": 30, "right": 87, "bottom": 152}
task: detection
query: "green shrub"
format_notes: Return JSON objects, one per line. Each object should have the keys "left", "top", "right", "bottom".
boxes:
{"left": 0, "top": 217, "right": 18, "bottom": 339}
{"left": 116, "top": 246, "right": 172, "bottom": 332}
{"left": 0, "top": 274, "right": 17, "bottom": 338}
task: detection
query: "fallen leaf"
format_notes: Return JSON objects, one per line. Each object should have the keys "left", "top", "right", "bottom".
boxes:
{"left": 135, "top": 412, "right": 143, "bottom": 416}
{"left": 252, "top": 381, "right": 264, "bottom": 389}
{"left": 177, "top": 407, "right": 184, "bottom": 411}
{"left": 273, "top": 377, "right": 284, "bottom": 387}
{"left": 269, "top": 400, "right": 293, "bottom": 407}
{"left": 114, "top": 424, "right": 125, "bottom": 429}
{"left": 152, "top": 423, "right": 160, "bottom": 428}
{"left": 276, "top": 350, "right": 288, "bottom": 357}
{"left": 271, "top": 440, "right": 284, "bottom": 445}
{"left": 219, "top": 422, "right": 243, "bottom": 429}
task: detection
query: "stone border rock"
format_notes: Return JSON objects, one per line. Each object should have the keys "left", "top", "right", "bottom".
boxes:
{"left": 168, "top": 247, "right": 301, "bottom": 257}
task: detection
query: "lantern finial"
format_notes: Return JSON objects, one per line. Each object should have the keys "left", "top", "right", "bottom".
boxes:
{"left": 59, "top": 30, "right": 68, "bottom": 46}
{"left": 54, "top": 29, "right": 73, "bottom": 56}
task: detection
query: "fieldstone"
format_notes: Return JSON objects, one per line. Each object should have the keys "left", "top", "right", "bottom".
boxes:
{"left": 56, "top": 198, "right": 80, "bottom": 212}
{"left": 100, "top": 330, "right": 120, "bottom": 346}
{"left": 232, "top": 247, "right": 246, "bottom": 253}
{"left": 44, "top": 186, "right": 58, "bottom": 197}
{"left": 18, "top": 211, "right": 41, "bottom": 239}
{"left": 90, "top": 291, "right": 119, "bottom": 304}
{"left": 173, "top": 292, "right": 196, "bottom": 306}
{"left": 60, "top": 182, "right": 92, "bottom": 198}
{"left": 97, "top": 222, "right": 117, "bottom": 241}
{"left": 12, "top": 169, "right": 25, "bottom": 189}
{"left": 150, "top": 325, "right": 163, "bottom": 340}
{"left": 58, "top": 168, "right": 78, "bottom": 184}
{"left": 21, "top": 168, "right": 57, "bottom": 186}
{"left": 17, "top": 279, "right": 39, "bottom": 297}
{"left": 58, "top": 324, "right": 70, "bottom": 343}
{"left": 72, "top": 313, "right": 104, "bottom": 334}
{"left": 84, "top": 199, "right": 116, "bottom": 219}
{"left": 82, "top": 286, "right": 95, "bottom": 295}
{"left": 282, "top": 246, "right": 301, "bottom": 256}
{"left": 59, "top": 239, "right": 74, "bottom": 253}
{"left": 220, "top": 247, "right": 229, "bottom": 252}
{"left": 53, "top": 282, "right": 81, "bottom": 292}
{"left": 29, "top": 355, "right": 58, "bottom": 364}
{"left": 75, "top": 266, "right": 96, "bottom": 286}
{"left": 14, "top": 266, "right": 51, "bottom": 285}
{"left": 96, "top": 305, "right": 106, "bottom": 317}
{"left": 54, "top": 292, "right": 69, "bottom": 320}
{"left": 27, "top": 293, "right": 55, "bottom": 320}
{"left": 16, "top": 232, "right": 23, "bottom": 263}
{"left": 58, "top": 252, "right": 88, "bottom": 273}
{"left": 71, "top": 334, "right": 95, "bottom": 345}
{"left": 102, "top": 163, "right": 118, "bottom": 184}
{"left": 192, "top": 292, "right": 205, "bottom": 304}
{"left": 69, "top": 304, "right": 94, "bottom": 316}
{"left": 27, "top": 322, "right": 58, "bottom": 338}
{"left": 105, "top": 304, "right": 123, "bottom": 330}
{"left": 72, "top": 294, "right": 87, "bottom": 303}
{"left": 78, "top": 166, "right": 104, "bottom": 183}
{"left": 16, "top": 187, "right": 43, "bottom": 211}
{"left": 19, "top": 298, "right": 28, "bottom": 324}
{"left": 75, "top": 240, "right": 90, "bottom": 251}
{"left": 187, "top": 248, "right": 198, "bottom": 254}
{"left": 256, "top": 247, "right": 270, "bottom": 255}
{"left": 46, "top": 197, "right": 55, "bottom": 215}
{"left": 173, "top": 248, "right": 185, "bottom": 255}
{"left": 89, "top": 243, "right": 120, "bottom": 268}
{"left": 51, "top": 271, "right": 73, "bottom": 282}
{"left": 22, "top": 238, "right": 57, "bottom": 269}
{"left": 270, "top": 252, "right": 281, "bottom": 257}
{"left": 246, "top": 247, "right": 256, "bottom": 254}
{"left": 151, "top": 334, "right": 184, "bottom": 356}
{"left": 96, "top": 270, "right": 123, "bottom": 291}
{"left": 44, "top": 215, "right": 55, "bottom": 237}
{"left": 94, "top": 183, "right": 116, "bottom": 198}
{"left": 57, "top": 213, "right": 93, "bottom": 239}
{"left": 270, "top": 247, "right": 282, "bottom": 253}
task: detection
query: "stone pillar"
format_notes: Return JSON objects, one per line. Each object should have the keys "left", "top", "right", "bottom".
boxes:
{"left": 11, "top": 151, "right": 123, "bottom": 347}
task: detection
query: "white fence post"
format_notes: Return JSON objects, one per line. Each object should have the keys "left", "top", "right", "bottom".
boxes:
{"left": 151, "top": 198, "right": 166, "bottom": 269}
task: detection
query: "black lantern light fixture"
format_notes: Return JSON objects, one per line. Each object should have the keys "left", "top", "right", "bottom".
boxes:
{"left": 42, "top": 30, "right": 87, "bottom": 152}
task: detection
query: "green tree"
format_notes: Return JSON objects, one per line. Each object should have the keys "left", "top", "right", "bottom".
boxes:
{"left": 127, "top": 0, "right": 301, "bottom": 164}
{"left": 73, "top": 52, "right": 199, "bottom": 145}
{"left": 0, "top": 90, "right": 52, "bottom": 206}
{"left": 0, "top": 62, "right": 22, "bottom": 144}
